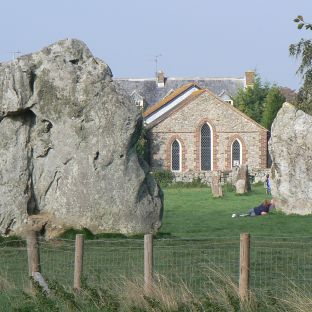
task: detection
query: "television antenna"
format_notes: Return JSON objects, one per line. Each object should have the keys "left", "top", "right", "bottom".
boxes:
{"left": 9, "top": 50, "right": 21, "bottom": 60}
{"left": 154, "top": 54, "right": 162, "bottom": 75}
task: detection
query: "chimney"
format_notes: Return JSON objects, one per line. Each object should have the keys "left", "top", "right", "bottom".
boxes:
{"left": 157, "top": 70, "right": 165, "bottom": 88}
{"left": 245, "top": 70, "right": 255, "bottom": 87}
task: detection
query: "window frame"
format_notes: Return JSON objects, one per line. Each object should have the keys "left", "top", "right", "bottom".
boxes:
{"left": 231, "top": 139, "right": 242, "bottom": 168}
{"left": 200, "top": 122, "right": 213, "bottom": 171}
{"left": 171, "top": 139, "right": 182, "bottom": 172}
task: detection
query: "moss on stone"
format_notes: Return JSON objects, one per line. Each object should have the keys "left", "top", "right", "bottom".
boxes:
{"left": 36, "top": 70, "right": 84, "bottom": 120}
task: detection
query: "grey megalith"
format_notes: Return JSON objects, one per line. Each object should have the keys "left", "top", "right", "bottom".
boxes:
{"left": 269, "top": 102, "right": 312, "bottom": 214}
{"left": 0, "top": 39, "right": 163, "bottom": 238}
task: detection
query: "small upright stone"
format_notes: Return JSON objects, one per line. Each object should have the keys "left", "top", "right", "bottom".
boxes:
{"left": 235, "top": 179, "right": 246, "bottom": 194}
{"left": 233, "top": 165, "right": 251, "bottom": 194}
{"left": 211, "top": 171, "right": 223, "bottom": 197}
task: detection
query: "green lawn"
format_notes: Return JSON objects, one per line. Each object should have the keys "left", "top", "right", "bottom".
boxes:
{"left": 156, "top": 185, "right": 312, "bottom": 294}
{"left": 160, "top": 184, "right": 312, "bottom": 238}
{"left": 1, "top": 184, "right": 312, "bottom": 298}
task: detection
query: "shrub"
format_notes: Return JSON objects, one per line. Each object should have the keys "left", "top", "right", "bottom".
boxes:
{"left": 168, "top": 177, "right": 208, "bottom": 188}
{"left": 135, "top": 126, "right": 149, "bottom": 163}
{"left": 188, "top": 177, "right": 207, "bottom": 188}
{"left": 152, "top": 170, "right": 174, "bottom": 187}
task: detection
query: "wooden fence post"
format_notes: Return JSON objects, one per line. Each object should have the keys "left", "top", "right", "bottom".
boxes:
{"left": 27, "top": 231, "right": 40, "bottom": 277}
{"left": 74, "top": 234, "right": 84, "bottom": 290}
{"left": 144, "top": 234, "right": 153, "bottom": 294}
{"left": 239, "top": 232, "right": 250, "bottom": 302}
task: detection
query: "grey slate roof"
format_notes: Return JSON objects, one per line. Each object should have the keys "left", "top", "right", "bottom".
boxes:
{"left": 114, "top": 76, "right": 245, "bottom": 107}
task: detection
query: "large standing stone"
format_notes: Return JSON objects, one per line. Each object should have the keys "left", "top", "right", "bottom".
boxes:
{"left": 269, "top": 102, "right": 312, "bottom": 214}
{"left": 0, "top": 39, "right": 163, "bottom": 237}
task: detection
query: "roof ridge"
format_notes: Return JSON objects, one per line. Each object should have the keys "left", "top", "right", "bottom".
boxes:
{"left": 147, "top": 89, "right": 267, "bottom": 132}
{"left": 143, "top": 83, "right": 200, "bottom": 117}
{"left": 114, "top": 77, "right": 244, "bottom": 81}
{"left": 147, "top": 90, "right": 205, "bottom": 128}
{"left": 167, "top": 77, "right": 244, "bottom": 80}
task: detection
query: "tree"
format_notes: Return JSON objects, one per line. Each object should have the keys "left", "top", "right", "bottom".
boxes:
{"left": 289, "top": 15, "right": 312, "bottom": 115}
{"left": 293, "top": 15, "right": 312, "bottom": 30}
{"left": 233, "top": 75, "right": 269, "bottom": 123}
{"left": 261, "top": 87, "right": 286, "bottom": 130}
{"left": 278, "top": 86, "right": 297, "bottom": 103}
{"left": 233, "top": 74, "right": 285, "bottom": 129}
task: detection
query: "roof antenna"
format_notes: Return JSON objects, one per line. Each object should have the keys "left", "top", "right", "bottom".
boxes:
{"left": 154, "top": 54, "right": 162, "bottom": 76}
{"left": 10, "top": 50, "right": 21, "bottom": 60}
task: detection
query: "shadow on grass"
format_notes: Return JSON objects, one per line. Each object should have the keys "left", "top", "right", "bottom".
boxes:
{"left": 58, "top": 228, "right": 174, "bottom": 240}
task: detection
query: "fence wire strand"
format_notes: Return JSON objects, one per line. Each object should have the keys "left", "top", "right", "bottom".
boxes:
{"left": 0, "top": 236, "right": 312, "bottom": 295}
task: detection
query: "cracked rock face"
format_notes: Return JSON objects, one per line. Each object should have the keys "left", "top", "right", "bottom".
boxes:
{"left": 0, "top": 39, "right": 163, "bottom": 237}
{"left": 269, "top": 102, "right": 312, "bottom": 214}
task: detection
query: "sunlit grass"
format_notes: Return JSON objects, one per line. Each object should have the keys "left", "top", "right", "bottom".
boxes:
{"left": 160, "top": 184, "right": 312, "bottom": 238}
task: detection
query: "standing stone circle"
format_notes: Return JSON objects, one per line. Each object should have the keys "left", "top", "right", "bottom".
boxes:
{"left": 0, "top": 39, "right": 163, "bottom": 238}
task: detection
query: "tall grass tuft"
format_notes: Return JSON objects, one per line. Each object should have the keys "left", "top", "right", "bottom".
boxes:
{"left": 274, "top": 282, "right": 312, "bottom": 312}
{"left": 1, "top": 273, "right": 312, "bottom": 311}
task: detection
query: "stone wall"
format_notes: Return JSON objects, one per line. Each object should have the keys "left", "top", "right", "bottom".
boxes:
{"left": 171, "top": 168, "right": 270, "bottom": 185}
{"left": 149, "top": 91, "right": 268, "bottom": 173}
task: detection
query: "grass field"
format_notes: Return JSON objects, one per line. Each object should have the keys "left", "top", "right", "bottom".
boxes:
{"left": 160, "top": 183, "right": 312, "bottom": 238}
{"left": 1, "top": 183, "right": 312, "bottom": 310}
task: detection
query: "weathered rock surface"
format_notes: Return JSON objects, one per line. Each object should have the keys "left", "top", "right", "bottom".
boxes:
{"left": 235, "top": 179, "right": 246, "bottom": 194}
{"left": 269, "top": 102, "right": 312, "bottom": 214}
{"left": 211, "top": 171, "right": 223, "bottom": 197}
{"left": 233, "top": 165, "right": 251, "bottom": 194}
{"left": 0, "top": 39, "right": 163, "bottom": 237}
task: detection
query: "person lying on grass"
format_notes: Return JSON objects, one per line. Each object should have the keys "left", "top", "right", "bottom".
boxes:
{"left": 232, "top": 199, "right": 274, "bottom": 218}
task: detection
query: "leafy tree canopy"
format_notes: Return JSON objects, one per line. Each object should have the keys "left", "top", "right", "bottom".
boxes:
{"left": 233, "top": 74, "right": 285, "bottom": 130}
{"left": 293, "top": 15, "right": 312, "bottom": 31}
{"left": 261, "top": 87, "right": 285, "bottom": 130}
{"left": 233, "top": 74, "right": 269, "bottom": 123}
{"left": 290, "top": 15, "right": 312, "bottom": 115}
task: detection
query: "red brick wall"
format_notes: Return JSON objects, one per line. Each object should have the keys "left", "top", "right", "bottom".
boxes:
{"left": 148, "top": 92, "right": 268, "bottom": 172}
{"left": 259, "top": 130, "right": 268, "bottom": 169}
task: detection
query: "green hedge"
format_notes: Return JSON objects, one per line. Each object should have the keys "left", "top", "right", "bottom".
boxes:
{"left": 152, "top": 170, "right": 174, "bottom": 187}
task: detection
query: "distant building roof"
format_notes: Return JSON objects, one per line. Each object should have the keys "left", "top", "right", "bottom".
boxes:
{"left": 143, "top": 83, "right": 200, "bottom": 118}
{"left": 144, "top": 83, "right": 267, "bottom": 132}
{"left": 114, "top": 71, "right": 251, "bottom": 107}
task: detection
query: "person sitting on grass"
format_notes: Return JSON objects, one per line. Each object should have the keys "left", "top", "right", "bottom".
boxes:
{"left": 232, "top": 199, "right": 274, "bottom": 218}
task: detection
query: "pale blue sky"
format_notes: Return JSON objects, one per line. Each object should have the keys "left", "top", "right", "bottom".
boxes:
{"left": 0, "top": 0, "right": 311, "bottom": 90}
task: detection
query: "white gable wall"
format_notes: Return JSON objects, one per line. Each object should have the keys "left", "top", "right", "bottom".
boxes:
{"left": 145, "top": 86, "right": 200, "bottom": 125}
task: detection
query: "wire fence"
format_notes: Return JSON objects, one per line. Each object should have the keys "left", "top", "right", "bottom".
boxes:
{"left": 0, "top": 236, "right": 312, "bottom": 296}
{"left": 250, "top": 238, "right": 312, "bottom": 293}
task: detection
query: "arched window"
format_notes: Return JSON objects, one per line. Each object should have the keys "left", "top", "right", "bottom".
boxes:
{"left": 171, "top": 140, "right": 181, "bottom": 171}
{"left": 201, "top": 123, "right": 212, "bottom": 171}
{"left": 232, "top": 139, "right": 241, "bottom": 167}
